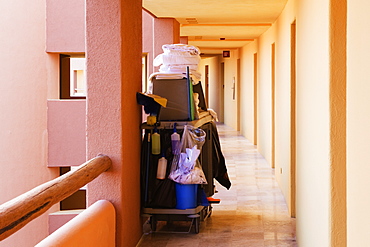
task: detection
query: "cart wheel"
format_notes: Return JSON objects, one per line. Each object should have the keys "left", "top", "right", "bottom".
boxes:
{"left": 150, "top": 216, "right": 157, "bottom": 232}
{"left": 200, "top": 209, "right": 204, "bottom": 221}
{"left": 194, "top": 217, "right": 200, "bottom": 234}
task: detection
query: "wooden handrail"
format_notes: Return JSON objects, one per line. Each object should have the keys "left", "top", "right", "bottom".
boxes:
{"left": 0, "top": 154, "right": 112, "bottom": 241}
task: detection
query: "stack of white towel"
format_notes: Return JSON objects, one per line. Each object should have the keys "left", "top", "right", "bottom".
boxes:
{"left": 151, "top": 44, "right": 202, "bottom": 83}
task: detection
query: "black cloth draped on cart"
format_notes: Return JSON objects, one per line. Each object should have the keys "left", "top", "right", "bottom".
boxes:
{"left": 208, "top": 122, "right": 231, "bottom": 190}
{"left": 141, "top": 128, "right": 179, "bottom": 208}
{"left": 140, "top": 122, "right": 231, "bottom": 209}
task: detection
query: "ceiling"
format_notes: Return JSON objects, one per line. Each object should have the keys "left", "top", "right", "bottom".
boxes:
{"left": 143, "top": 0, "right": 288, "bottom": 54}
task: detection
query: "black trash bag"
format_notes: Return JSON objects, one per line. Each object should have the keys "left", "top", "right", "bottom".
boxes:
{"left": 148, "top": 178, "right": 176, "bottom": 208}
{"left": 141, "top": 128, "right": 183, "bottom": 208}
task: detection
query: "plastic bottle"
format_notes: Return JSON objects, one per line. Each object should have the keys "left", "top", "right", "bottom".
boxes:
{"left": 151, "top": 127, "right": 161, "bottom": 155}
{"left": 171, "top": 123, "right": 181, "bottom": 155}
{"left": 156, "top": 155, "right": 167, "bottom": 179}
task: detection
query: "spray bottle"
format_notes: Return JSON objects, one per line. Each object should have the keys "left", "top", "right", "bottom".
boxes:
{"left": 156, "top": 153, "right": 167, "bottom": 180}
{"left": 171, "top": 123, "right": 181, "bottom": 155}
{"left": 151, "top": 127, "right": 161, "bottom": 155}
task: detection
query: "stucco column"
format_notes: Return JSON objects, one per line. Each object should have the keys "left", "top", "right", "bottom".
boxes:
{"left": 180, "top": 36, "right": 189, "bottom": 44}
{"left": 329, "top": 0, "right": 347, "bottom": 246}
{"left": 153, "top": 18, "right": 180, "bottom": 72}
{"left": 85, "top": 0, "right": 142, "bottom": 246}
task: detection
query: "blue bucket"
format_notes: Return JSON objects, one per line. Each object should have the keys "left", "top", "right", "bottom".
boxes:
{"left": 175, "top": 183, "right": 198, "bottom": 209}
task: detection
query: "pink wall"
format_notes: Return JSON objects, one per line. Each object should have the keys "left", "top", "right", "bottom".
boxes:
{"left": 47, "top": 100, "right": 86, "bottom": 167}
{"left": 153, "top": 18, "right": 180, "bottom": 59}
{"left": 1, "top": 2, "right": 190, "bottom": 247}
{"left": 36, "top": 200, "right": 115, "bottom": 247}
{"left": 48, "top": 211, "right": 82, "bottom": 234}
{"left": 142, "top": 12, "right": 181, "bottom": 75}
{"left": 180, "top": 36, "right": 189, "bottom": 44}
{"left": 0, "top": 1, "right": 60, "bottom": 246}
{"left": 143, "top": 10, "right": 155, "bottom": 76}
{"left": 46, "top": 0, "right": 85, "bottom": 53}
{"left": 85, "top": 0, "right": 142, "bottom": 246}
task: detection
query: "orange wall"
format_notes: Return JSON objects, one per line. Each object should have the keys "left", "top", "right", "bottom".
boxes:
{"left": 36, "top": 200, "right": 115, "bottom": 247}
{"left": 248, "top": 0, "right": 297, "bottom": 209}
{"left": 142, "top": 10, "right": 155, "bottom": 77}
{"left": 347, "top": 0, "right": 370, "bottom": 245}
{"left": 272, "top": 0, "right": 295, "bottom": 208}
{"left": 142, "top": 11, "right": 181, "bottom": 76}
{"left": 0, "top": 1, "right": 59, "bottom": 246}
{"left": 239, "top": 0, "right": 333, "bottom": 246}
{"left": 254, "top": 28, "right": 273, "bottom": 165}
{"left": 197, "top": 50, "right": 245, "bottom": 131}
{"left": 153, "top": 18, "right": 180, "bottom": 58}
{"left": 198, "top": 56, "right": 223, "bottom": 121}
{"left": 85, "top": 0, "right": 142, "bottom": 246}
{"left": 221, "top": 50, "right": 240, "bottom": 129}
{"left": 295, "top": 0, "right": 331, "bottom": 245}
{"left": 240, "top": 42, "right": 258, "bottom": 143}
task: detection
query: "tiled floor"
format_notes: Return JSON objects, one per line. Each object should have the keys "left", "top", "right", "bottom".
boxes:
{"left": 137, "top": 124, "right": 297, "bottom": 247}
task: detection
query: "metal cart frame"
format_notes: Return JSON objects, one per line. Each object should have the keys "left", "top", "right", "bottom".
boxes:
{"left": 142, "top": 205, "right": 212, "bottom": 234}
{"left": 141, "top": 121, "right": 215, "bottom": 234}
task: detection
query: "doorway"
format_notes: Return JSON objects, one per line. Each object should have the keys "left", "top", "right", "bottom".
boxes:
{"left": 220, "top": 62, "right": 225, "bottom": 123}
{"left": 271, "top": 43, "right": 276, "bottom": 169}
{"left": 253, "top": 53, "right": 258, "bottom": 145}
{"left": 237, "top": 59, "right": 241, "bottom": 131}
{"left": 205, "top": 65, "right": 209, "bottom": 107}
{"left": 290, "top": 20, "right": 297, "bottom": 217}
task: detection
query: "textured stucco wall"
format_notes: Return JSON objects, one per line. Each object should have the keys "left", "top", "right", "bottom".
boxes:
{"left": 240, "top": 42, "right": 258, "bottom": 142}
{"left": 239, "top": 0, "right": 334, "bottom": 246}
{"left": 142, "top": 12, "right": 181, "bottom": 77}
{"left": 198, "top": 56, "right": 222, "bottom": 121}
{"left": 295, "top": 0, "right": 331, "bottom": 245}
{"left": 0, "top": 0, "right": 59, "bottom": 246}
{"left": 85, "top": 0, "right": 142, "bottom": 246}
{"left": 36, "top": 200, "right": 115, "bottom": 247}
{"left": 142, "top": 10, "right": 155, "bottom": 77}
{"left": 347, "top": 0, "right": 370, "bottom": 246}
{"left": 46, "top": 0, "right": 85, "bottom": 53}
{"left": 222, "top": 50, "right": 239, "bottom": 130}
{"left": 47, "top": 100, "right": 86, "bottom": 167}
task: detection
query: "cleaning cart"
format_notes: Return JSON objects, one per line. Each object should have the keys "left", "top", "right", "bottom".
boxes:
{"left": 139, "top": 44, "right": 231, "bottom": 234}
{"left": 140, "top": 121, "right": 214, "bottom": 233}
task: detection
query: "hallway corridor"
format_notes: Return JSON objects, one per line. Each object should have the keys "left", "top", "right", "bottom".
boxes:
{"left": 137, "top": 124, "right": 297, "bottom": 247}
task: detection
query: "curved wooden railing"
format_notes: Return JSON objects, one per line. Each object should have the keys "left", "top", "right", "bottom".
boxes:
{"left": 0, "top": 154, "right": 112, "bottom": 241}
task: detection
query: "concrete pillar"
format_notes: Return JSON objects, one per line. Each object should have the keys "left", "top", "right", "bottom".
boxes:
{"left": 85, "top": 0, "right": 142, "bottom": 246}
{"left": 46, "top": 0, "right": 85, "bottom": 53}
{"left": 180, "top": 36, "right": 189, "bottom": 44}
{"left": 153, "top": 18, "right": 180, "bottom": 72}
{"left": 143, "top": 13, "right": 180, "bottom": 76}
{"left": 329, "top": 0, "right": 347, "bottom": 246}
{"left": 142, "top": 9, "right": 155, "bottom": 77}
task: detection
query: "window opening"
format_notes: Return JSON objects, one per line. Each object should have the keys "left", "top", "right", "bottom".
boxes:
{"left": 70, "top": 58, "right": 86, "bottom": 97}
{"left": 60, "top": 54, "right": 86, "bottom": 99}
{"left": 59, "top": 167, "right": 86, "bottom": 210}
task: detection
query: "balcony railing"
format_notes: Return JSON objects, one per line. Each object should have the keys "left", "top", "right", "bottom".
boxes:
{"left": 35, "top": 199, "right": 115, "bottom": 247}
{"left": 0, "top": 154, "right": 112, "bottom": 241}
